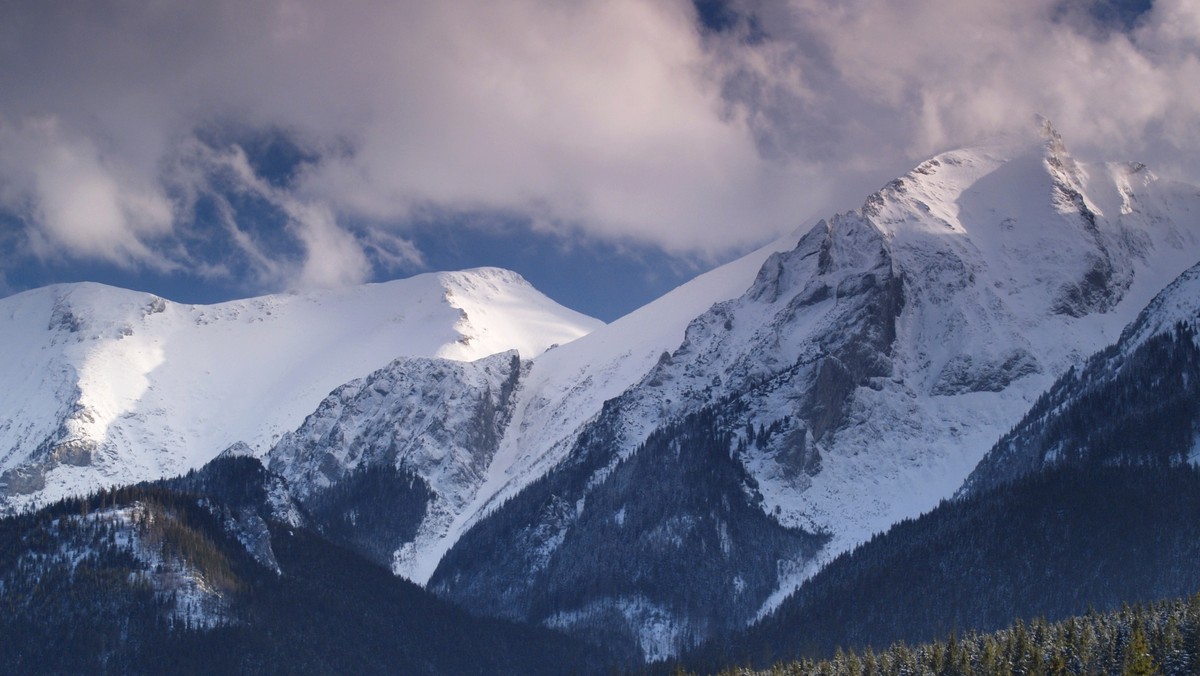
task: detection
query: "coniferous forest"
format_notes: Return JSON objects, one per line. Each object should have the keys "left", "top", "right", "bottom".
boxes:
{"left": 698, "top": 591, "right": 1200, "bottom": 675}
{"left": 681, "top": 464, "right": 1200, "bottom": 672}
{"left": 0, "top": 458, "right": 608, "bottom": 675}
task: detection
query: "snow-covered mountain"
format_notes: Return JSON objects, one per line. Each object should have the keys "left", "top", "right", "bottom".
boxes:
{"left": 961, "top": 258, "right": 1200, "bottom": 497}
{"left": 5, "top": 120, "right": 1200, "bottom": 663}
{"left": 265, "top": 222, "right": 803, "bottom": 587}
{"left": 417, "top": 122, "right": 1200, "bottom": 659}
{"left": 698, "top": 259, "right": 1200, "bottom": 669}
{"left": 267, "top": 350, "right": 526, "bottom": 577}
{"left": 0, "top": 268, "right": 601, "bottom": 513}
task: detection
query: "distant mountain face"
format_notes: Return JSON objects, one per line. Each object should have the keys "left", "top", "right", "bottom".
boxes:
{"left": 686, "top": 260, "right": 1200, "bottom": 669}
{"left": 420, "top": 123, "right": 1200, "bottom": 659}
{"left": 266, "top": 350, "right": 525, "bottom": 578}
{"left": 0, "top": 268, "right": 600, "bottom": 513}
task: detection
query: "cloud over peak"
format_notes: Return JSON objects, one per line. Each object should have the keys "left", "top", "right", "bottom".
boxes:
{"left": 0, "top": 0, "right": 1197, "bottom": 297}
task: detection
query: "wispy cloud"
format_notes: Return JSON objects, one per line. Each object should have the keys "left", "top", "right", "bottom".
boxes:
{"left": 178, "top": 141, "right": 380, "bottom": 290}
{"left": 0, "top": 116, "right": 173, "bottom": 269}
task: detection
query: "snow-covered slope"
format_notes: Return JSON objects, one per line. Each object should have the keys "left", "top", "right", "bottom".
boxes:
{"left": 264, "top": 230, "right": 804, "bottom": 583}
{"left": 741, "top": 123, "right": 1200, "bottom": 609}
{"left": 267, "top": 350, "right": 526, "bottom": 578}
{"left": 788, "top": 126, "right": 1195, "bottom": 585}
{"left": 960, "top": 258, "right": 1200, "bottom": 496}
{"left": 422, "top": 122, "right": 1200, "bottom": 660}
{"left": 0, "top": 268, "right": 600, "bottom": 512}
{"left": 411, "top": 228, "right": 805, "bottom": 581}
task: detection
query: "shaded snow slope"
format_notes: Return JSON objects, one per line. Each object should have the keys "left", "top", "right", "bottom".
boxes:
{"left": 960, "top": 259, "right": 1200, "bottom": 496}
{"left": 1114, "top": 260, "right": 1200, "bottom": 351}
{"left": 267, "top": 350, "right": 526, "bottom": 580}
{"left": 0, "top": 268, "right": 600, "bottom": 512}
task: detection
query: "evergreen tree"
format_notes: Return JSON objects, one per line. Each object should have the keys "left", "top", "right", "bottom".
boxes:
{"left": 1123, "top": 621, "right": 1158, "bottom": 676}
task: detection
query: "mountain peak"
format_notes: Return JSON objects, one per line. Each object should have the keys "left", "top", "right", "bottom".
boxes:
{"left": 1036, "top": 116, "right": 1091, "bottom": 196}
{"left": 441, "top": 266, "right": 533, "bottom": 287}
{"left": 0, "top": 270, "right": 600, "bottom": 513}
{"left": 431, "top": 267, "right": 602, "bottom": 362}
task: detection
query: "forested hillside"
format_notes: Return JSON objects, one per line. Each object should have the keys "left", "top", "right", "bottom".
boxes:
{"left": 686, "top": 464, "right": 1200, "bottom": 671}
{"left": 0, "top": 457, "right": 605, "bottom": 674}
{"left": 963, "top": 321, "right": 1200, "bottom": 496}
{"left": 698, "top": 591, "right": 1200, "bottom": 675}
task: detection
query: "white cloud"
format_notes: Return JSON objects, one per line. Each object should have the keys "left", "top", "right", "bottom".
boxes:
{"left": 0, "top": 116, "right": 173, "bottom": 269}
{"left": 720, "top": 0, "right": 1200, "bottom": 182}
{"left": 269, "top": 0, "right": 819, "bottom": 252}
{"left": 284, "top": 201, "right": 372, "bottom": 289}
{"left": 0, "top": 0, "right": 821, "bottom": 268}
{"left": 185, "top": 142, "right": 376, "bottom": 290}
{"left": 1, "top": 0, "right": 1198, "bottom": 290}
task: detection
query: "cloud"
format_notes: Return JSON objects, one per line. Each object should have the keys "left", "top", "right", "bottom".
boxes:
{"left": 284, "top": 201, "right": 372, "bottom": 289}
{"left": 716, "top": 0, "right": 1200, "bottom": 182}
{"left": 249, "top": 0, "right": 820, "bottom": 253}
{"left": 0, "top": 0, "right": 821, "bottom": 269}
{"left": 1, "top": 0, "right": 1198, "bottom": 292}
{"left": 0, "top": 116, "right": 173, "bottom": 269}
{"left": 178, "top": 142, "right": 380, "bottom": 290}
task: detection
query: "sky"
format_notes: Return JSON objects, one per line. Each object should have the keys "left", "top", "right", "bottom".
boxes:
{"left": 0, "top": 0, "right": 1197, "bottom": 321}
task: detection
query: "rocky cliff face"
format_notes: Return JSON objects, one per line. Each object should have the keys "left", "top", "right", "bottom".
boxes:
{"left": 267, "top": 351, "right": 526, "bottom": 578}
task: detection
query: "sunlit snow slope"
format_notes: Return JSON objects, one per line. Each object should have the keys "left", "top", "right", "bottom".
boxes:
{"left": 0, "top": 268, "right": 600, "bottom": 512}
